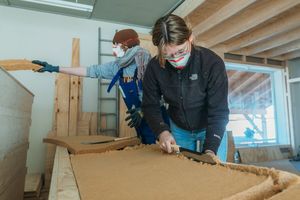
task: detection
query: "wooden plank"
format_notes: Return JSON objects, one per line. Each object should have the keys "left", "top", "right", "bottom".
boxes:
{"left": 0, "top": 59, "right": 41, "bottom": 71}
{"left": 52, "top": 78, "right": 59, "bottom": 131}
{"left": 119, "top": 94, "right": 137, "bottom": 138}
{"left": 239, "top": 26, "right": 300, "bottom": 56}
{"left": 78, "top": 77, "right": 83, "bottom": 119}
{"left": 90, "top": 112, "right": 98, "bottom": 135}
{"left": 197, "top": 0, "right": 300, "bottom": 48}
{"left": 192, "top": 0, "right": 257, "bottom": 36}
{"left": 138, "top": 33, "right": 157, "bottom": 56}
{"left": 69, "top": 75, "right": 79, "bottom": 136}
{"left": 44, "top": 131, "right": 56, "bottom": 189}
{"left": 238, "top": 145, "right": 292, "bottom": 163}
{"left": 77, "top": 120, "right": 90, "bottom": 136}
{"left": 49, "top": 146, "right": 80, "bottom": 200}
{"left": 43, "top": 135, "right": 140, "bottom": 155}
{"left": 172, "top": 0, "right": 205, "bottom": 18}
{"left": 77, "top": 112, "right": 91, "bottom": 136}
{"left": 56, "top": 74, "right": 70, "bottom": 136}
{"left": 185, "top": 0, "right": 232, "bottom": 29}
{"left": 69, "top": 38, "right": 80, "bottom": 136}
{"left": 224, "top": 8, "right": 300, "bottom": 52}
{"left": 24, "top": 173, "right": 42, "bottom": 198}
{"left": 276, "top": 49, "right": 300, "bottom": 61}
{"left": 226, "top": 131, "right": 235, "bottom": 163}
{"left": 100, "top": 114, "right": 107, "bottom": 130}
{"left": 257, "top": 39, "right": 300, "bottom": 58}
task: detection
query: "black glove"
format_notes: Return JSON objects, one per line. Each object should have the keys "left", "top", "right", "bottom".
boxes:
{"left": 125, "top": 107, "right": 143, "bottom": 128}
{"left": 32, "top": 60, "right": 59, "bottom": 73}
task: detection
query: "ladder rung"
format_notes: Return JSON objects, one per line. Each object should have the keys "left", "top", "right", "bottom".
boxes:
{"left": 99, "top": 53, "right": 114, "bottom": 57}
{"left": 100, "top": 39, "right": 113, "bottom": 42}
{"left": 100, "top": 113, "right": 117, "bottom": 116}
{"left": 100, "top": 128, "right": 117, "bottom": 132}
{"left": 99, "top": 97, "right": 117, "bottom": 101}
{"left": 100, "top": 82, "right": 110, "bottom": 85}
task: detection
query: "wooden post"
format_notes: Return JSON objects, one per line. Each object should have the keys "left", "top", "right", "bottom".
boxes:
{"left": 69, "top": 38, "right": 80, "bottom": 136}
{"left": 56, "top": 74, "right": 70, "bottom": 136}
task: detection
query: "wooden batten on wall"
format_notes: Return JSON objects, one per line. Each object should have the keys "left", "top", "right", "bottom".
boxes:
{"left": 44, "top": 38, "right": 98, "bottom": 187}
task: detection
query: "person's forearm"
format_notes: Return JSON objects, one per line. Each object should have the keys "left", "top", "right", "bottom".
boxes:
{"left": 59, "top": 67, "right": 87, "bottom": 77}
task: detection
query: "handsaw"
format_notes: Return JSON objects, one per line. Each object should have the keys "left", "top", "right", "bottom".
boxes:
{"left": 171, "top": 144, "right": 217, "bottom": 165}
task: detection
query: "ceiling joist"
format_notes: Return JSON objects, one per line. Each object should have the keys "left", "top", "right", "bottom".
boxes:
{"left": 237, "top": 26, "right": 300, "bottom": 56}
{"left": 192, "top": 0, "right": 257, "bottom": 36}
{"left": 172, "top": 0, "right": 205, "bottom": 18}
{"left": 257, "top": 39, "right": 300, "bottom": 58}
{"left": 197, "top": 0, "right": 300, "bottom": 48}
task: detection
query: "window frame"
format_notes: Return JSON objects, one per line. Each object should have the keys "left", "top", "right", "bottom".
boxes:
{"left": 225, "top": 62, "right": 290, "bottom": 147}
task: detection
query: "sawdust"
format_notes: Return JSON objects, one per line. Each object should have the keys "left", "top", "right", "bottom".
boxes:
{"left": 71, "top": 145, "right": 283, "bottom": 200}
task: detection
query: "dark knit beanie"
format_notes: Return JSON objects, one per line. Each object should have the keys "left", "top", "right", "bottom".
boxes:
{"left": 113, "top": 29, "right": 140, "bottom": 48}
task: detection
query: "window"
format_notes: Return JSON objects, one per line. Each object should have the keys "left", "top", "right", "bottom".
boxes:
{"left": 226, "top": 62, "right": 289, "bottom": 147}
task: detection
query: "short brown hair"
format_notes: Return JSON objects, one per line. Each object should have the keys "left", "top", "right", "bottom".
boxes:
{"left": 152, "top": 14, "right": 192, "bottom": 66}
{"left": 113, "top": 29, "right": 140, "bottom": 48}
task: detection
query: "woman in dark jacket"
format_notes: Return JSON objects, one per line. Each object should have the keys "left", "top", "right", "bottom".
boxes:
{"left": 142, "top": 14, "right": 229, "bottom": 161}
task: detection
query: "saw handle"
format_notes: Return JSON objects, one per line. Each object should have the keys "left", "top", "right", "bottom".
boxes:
{"left": 170, "top": 144, "right": 180, "bottom": 152}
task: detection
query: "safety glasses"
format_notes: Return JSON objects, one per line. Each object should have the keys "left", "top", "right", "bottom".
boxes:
{"left": 162, "top": 41, "right": 190, "bottom": 60}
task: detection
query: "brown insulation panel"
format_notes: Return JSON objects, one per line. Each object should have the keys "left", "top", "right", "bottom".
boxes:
{"left": 70, "top": 145, "right": 300, "bottom": 200}
{"left": 43, "top": 135, "right": 141, "bottom": 154}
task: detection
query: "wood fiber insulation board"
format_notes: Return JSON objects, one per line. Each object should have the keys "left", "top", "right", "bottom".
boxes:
{"left": 269, "top": 181, "right": 300, "bottom": 199}
{"left": 0, "top": 68, "right": 33, "bottom": 158}
{"left": 0, "top": 59, "right": 41, "bottom": 71}
{"left": 0, "top": 67, "right": 33, "bottom": 200}
{"left": 70, "top": 145, "right": 300, "bottom": 200}
{"left": 69, "top": 38, "right": 80, "bottom": 136}
{"left": 49, "top": 146, "right": 80, "bottom": 200}
{"left": 0, "top": 167, "right": 27, "bottom": 200}
{"left": 0, "top": 143, "right": 28, "bottom": 195}
{"left": 43, "top": 135, "right": 141, "bottom": 154}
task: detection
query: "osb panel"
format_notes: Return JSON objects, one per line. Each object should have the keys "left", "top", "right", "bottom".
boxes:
{"left": 70, "top": 145, "right": 299, "bottom": 200}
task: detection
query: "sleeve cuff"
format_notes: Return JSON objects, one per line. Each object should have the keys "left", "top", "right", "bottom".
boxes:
{"left": 203, "top": 128, "right": 225, "bottom": 154}
{"left": 155, "top": 122, "right": 171, "bottom": 138}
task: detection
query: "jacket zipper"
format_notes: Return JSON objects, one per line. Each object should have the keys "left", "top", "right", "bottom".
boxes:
{"left": 178, "top": 70, "right": 191, "bottom": 130}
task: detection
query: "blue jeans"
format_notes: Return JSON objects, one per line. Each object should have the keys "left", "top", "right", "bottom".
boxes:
{"left": 170, "top": 120, "right": 228, "bottom": 162}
